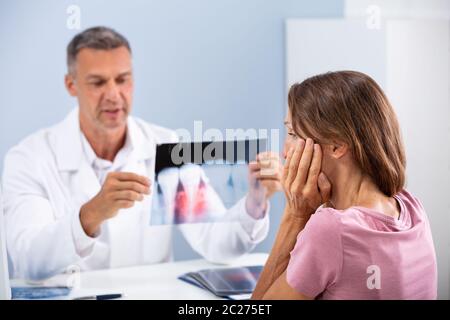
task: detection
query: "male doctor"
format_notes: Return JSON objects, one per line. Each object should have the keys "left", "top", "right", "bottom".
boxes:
{"left": 1, "top": 27, "right": 282, "bottom": 280}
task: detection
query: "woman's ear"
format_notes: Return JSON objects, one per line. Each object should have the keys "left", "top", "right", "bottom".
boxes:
{"left": 330, "top": 141, "right": 348, "bottom": 159}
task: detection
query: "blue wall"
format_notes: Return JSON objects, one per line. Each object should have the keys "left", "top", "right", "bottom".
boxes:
{"left": 0, "top": 0, "right": 343, "bottom": 260}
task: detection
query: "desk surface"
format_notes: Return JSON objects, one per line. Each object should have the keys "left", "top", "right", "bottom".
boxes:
{"left": 31, "top": 253, "right": 268, "bottom": 300}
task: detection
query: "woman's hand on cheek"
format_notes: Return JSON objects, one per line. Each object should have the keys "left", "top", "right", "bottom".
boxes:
{"left": 282, "top": 138, "right": 331, "bottom": 218}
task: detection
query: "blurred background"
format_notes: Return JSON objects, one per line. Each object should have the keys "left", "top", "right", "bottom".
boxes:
{"left": 0, "top": 0, "right": 448, "bottom": 298}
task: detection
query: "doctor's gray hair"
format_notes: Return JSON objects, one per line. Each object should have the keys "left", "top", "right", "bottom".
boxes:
{"left": 66, "top": 26, "right": 131, "bottom": 75}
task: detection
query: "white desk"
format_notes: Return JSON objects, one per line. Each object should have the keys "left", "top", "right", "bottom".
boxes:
{"left": 13, "top": 253, "right": 268, "bottom": 300}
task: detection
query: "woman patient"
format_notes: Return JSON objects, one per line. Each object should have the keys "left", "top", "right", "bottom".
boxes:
{"left": 252, "top": 71, "right": 437, "bottom": 300}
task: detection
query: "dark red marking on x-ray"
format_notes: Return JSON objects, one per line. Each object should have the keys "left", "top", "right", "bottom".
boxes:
{"left": 193, "top": 179, "right": 207, "bottom": 216}
{"left": 174, "top": 182, "right": 189, "bottom": 223}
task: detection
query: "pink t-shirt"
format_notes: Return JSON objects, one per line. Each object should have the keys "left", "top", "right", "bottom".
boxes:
{"left": 286, "top": 189, "right": 437, "bottom": 299}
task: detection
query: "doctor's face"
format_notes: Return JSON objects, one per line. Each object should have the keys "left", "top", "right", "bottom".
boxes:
{"left": 65, "top": 46, "right": 133, "bottom": 131}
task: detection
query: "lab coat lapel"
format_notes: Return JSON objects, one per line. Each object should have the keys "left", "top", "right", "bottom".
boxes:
{"left": 52, "top": 109, "right": 158, "bottom": 268}
{"left": 107, "top": 117, "right": 157, "bottom": 267}
{"left": 70, "top": 162, "right": 102, "bottom": 210}
{"left": 107, "top": 160, "right": 146, "bottom": 268}
{"left": 52, "top": 108, "right": 101, "bottom": 210}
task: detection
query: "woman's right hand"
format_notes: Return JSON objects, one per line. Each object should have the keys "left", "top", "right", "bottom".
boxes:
{"left": 282, "top": 138, "right": 331, "bottom": 219}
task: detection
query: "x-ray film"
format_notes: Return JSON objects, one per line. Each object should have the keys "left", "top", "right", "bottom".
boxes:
{"left": 150, "top": 139, "right": 266, "bottom": 225}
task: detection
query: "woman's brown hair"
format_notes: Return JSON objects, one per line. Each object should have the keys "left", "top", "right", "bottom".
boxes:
{"left": 288, "top": 70, "right": 406, "bottom": 196}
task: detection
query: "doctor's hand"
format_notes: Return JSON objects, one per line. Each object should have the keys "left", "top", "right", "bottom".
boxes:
{"left": 80, "top": 172, "right": 151, "bottom": 237}
{"left": 246, "top": 152, "right": 283, "bottom": 219}
{"left": 282, "top": 138, "right": 331, "bottom": 219}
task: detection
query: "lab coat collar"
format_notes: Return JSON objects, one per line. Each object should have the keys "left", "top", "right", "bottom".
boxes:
{"left": 80, "top": 121, "right": 132, "bottom": 169}
{"left": 53, "top": 107, "right": 156, "bottom": 172}
{"left": 126, "top": 113, "right": 156, "bottom": 163}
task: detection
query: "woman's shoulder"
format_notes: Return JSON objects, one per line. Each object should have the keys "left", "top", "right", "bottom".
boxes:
{"left": 311, "top": 189, "right": 428, "bottom": 231}
{"left": 295, "top": 207, "right": 344, "bottom": 263}
{"left": 309, "top": 204, "right": 376, "bottom": 232}
{"left": 395, "top": 189, "right": 426, "bottom": 212}
{"left": 304, "top": 206, "right": 343, "bottom": 237}
{"left": 312, "top": 205, "right": 348, "bottom": 223}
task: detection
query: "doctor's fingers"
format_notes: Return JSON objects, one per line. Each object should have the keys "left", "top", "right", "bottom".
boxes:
{"left": 251, "top": 168, "right": 282, "bottom": 181}
{"left": 248, "top": 162, "right": 280, "bottom": 178}
{"left": 114, "top": 200, "right": 135, "bottom": 210}
{"left": 252, "top": 158, "right": 282, "bottom": 170}
{"left": 113, "top": 181, "right": 151, "bottom": 194}
{"left": 108, "top": 172, "right": 151, "bottom": 187}
{"left": 113, "top": 190, "right": 145, "bottom": 202}
{"left": 261, "top": 161, "right": 282, "bottom": 178}
{"left": 249, "top": 162, "right": 270, "bottom": 174}
{"left": 256, "top": 151, "right": 281, "bottom": 162}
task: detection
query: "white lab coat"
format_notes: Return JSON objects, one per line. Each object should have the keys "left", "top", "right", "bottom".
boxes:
{"left": 1, "top": 108, "right": 269, "bottom": 280}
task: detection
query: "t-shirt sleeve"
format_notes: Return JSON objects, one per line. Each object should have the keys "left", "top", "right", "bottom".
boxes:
{"left": 286, "top": 208, "right": 343, "bottom": 298}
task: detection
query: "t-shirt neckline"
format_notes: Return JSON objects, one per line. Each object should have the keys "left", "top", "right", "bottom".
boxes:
{"left": 349, "top": 193, "right": 408, "bottom": 228}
